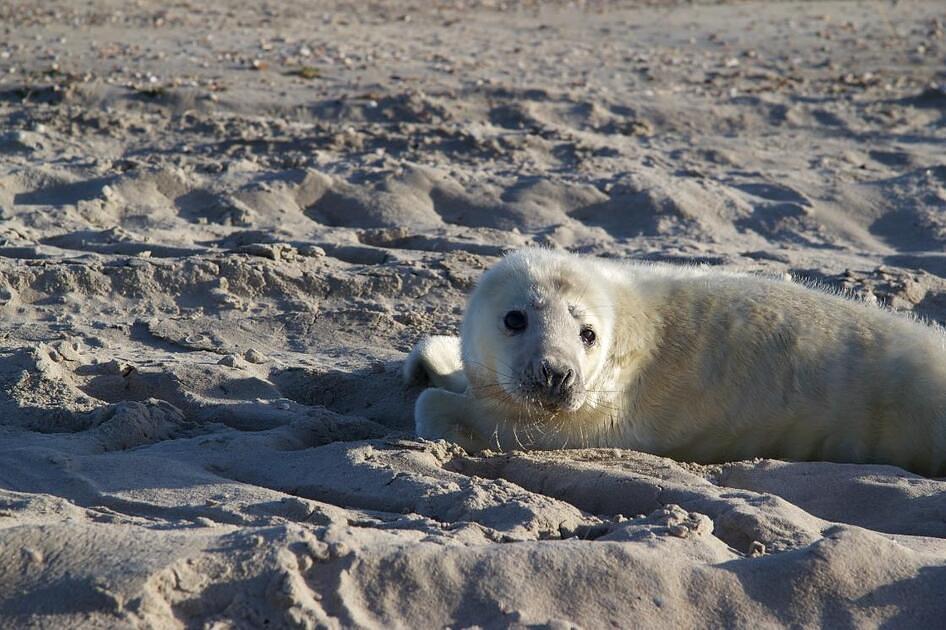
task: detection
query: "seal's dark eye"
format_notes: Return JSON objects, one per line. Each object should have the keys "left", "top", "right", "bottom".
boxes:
{"left": 580, "top": 327, "right": 596, "bottom": 346}
{"left": 504, "top": 310, "right": 527, "bottom": 332}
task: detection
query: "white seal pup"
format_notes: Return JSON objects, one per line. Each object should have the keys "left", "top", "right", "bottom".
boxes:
{"left": 404, "top": 248, "right": 946, "bottom": 475}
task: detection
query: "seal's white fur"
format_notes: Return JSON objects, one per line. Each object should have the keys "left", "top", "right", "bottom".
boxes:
{"left": 403, "top": 335, "right": 465, "bottom": 393}
{"left": 406, "top": 248, "right": 946, "bottom": 475}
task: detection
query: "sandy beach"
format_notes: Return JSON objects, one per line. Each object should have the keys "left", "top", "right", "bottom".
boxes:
{"left": 1, "top": 0, "right": 946, "bottom": 626}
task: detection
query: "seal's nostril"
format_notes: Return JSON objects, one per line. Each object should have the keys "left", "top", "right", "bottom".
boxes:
{"left": 534, "top": 360, "right": 575, "bottom": 399}
{"left": 562, "top": 368, "right": 575, "bottom": 389}
{"left": 541, "top": 360, "right": 553, "bottom": 384}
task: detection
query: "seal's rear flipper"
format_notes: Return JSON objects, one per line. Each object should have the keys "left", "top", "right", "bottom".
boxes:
{"left": 402, "top": 335, "right": 468, "bottom": 393}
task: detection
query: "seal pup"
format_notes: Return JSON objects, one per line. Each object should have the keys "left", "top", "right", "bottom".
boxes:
{"left": 404, "top": 248, "right": 946, "bottom": 475}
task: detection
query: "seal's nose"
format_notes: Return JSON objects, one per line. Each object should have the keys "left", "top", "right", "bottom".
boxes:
{"left": 539, "top": 359, "right": 576, "bottom": 398}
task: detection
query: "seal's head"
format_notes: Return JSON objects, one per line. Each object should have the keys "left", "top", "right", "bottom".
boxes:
{"left": 461, "top": 249, "right": 615, "bottom": 414}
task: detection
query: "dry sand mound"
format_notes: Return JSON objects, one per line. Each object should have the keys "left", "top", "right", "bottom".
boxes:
{"left": 1, "top": 0, "right": 946, "bottom": 627}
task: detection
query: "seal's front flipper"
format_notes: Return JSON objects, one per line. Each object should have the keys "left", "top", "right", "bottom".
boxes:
{"left": 402, "top": 335, "right": 468, "bottom": 393}
{"left": 414, "top": 388, "right": 489, "bottom": 452}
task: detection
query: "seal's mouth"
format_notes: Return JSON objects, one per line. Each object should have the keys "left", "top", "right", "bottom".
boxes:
{"left": 507, "top": 382, "right": 584, "bottom": 414}
{"left": 495, "top": 358, "right": 585, "bottom": 413}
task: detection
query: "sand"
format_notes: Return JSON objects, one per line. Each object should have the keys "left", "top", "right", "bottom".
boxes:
{"left": 1, "top": 0, "right": 945, "bottom": 627}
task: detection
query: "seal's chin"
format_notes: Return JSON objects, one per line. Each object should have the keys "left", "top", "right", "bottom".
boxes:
{"left": 502, "top": 384, "right": 586, "bottom": 414}
{"left": 538, "top": 397, "right": 585, "bottom": 414}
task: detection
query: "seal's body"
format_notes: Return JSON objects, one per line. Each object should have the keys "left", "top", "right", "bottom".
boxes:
{"left": 404, "top": 249, "right": 946, "bottom": 475}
